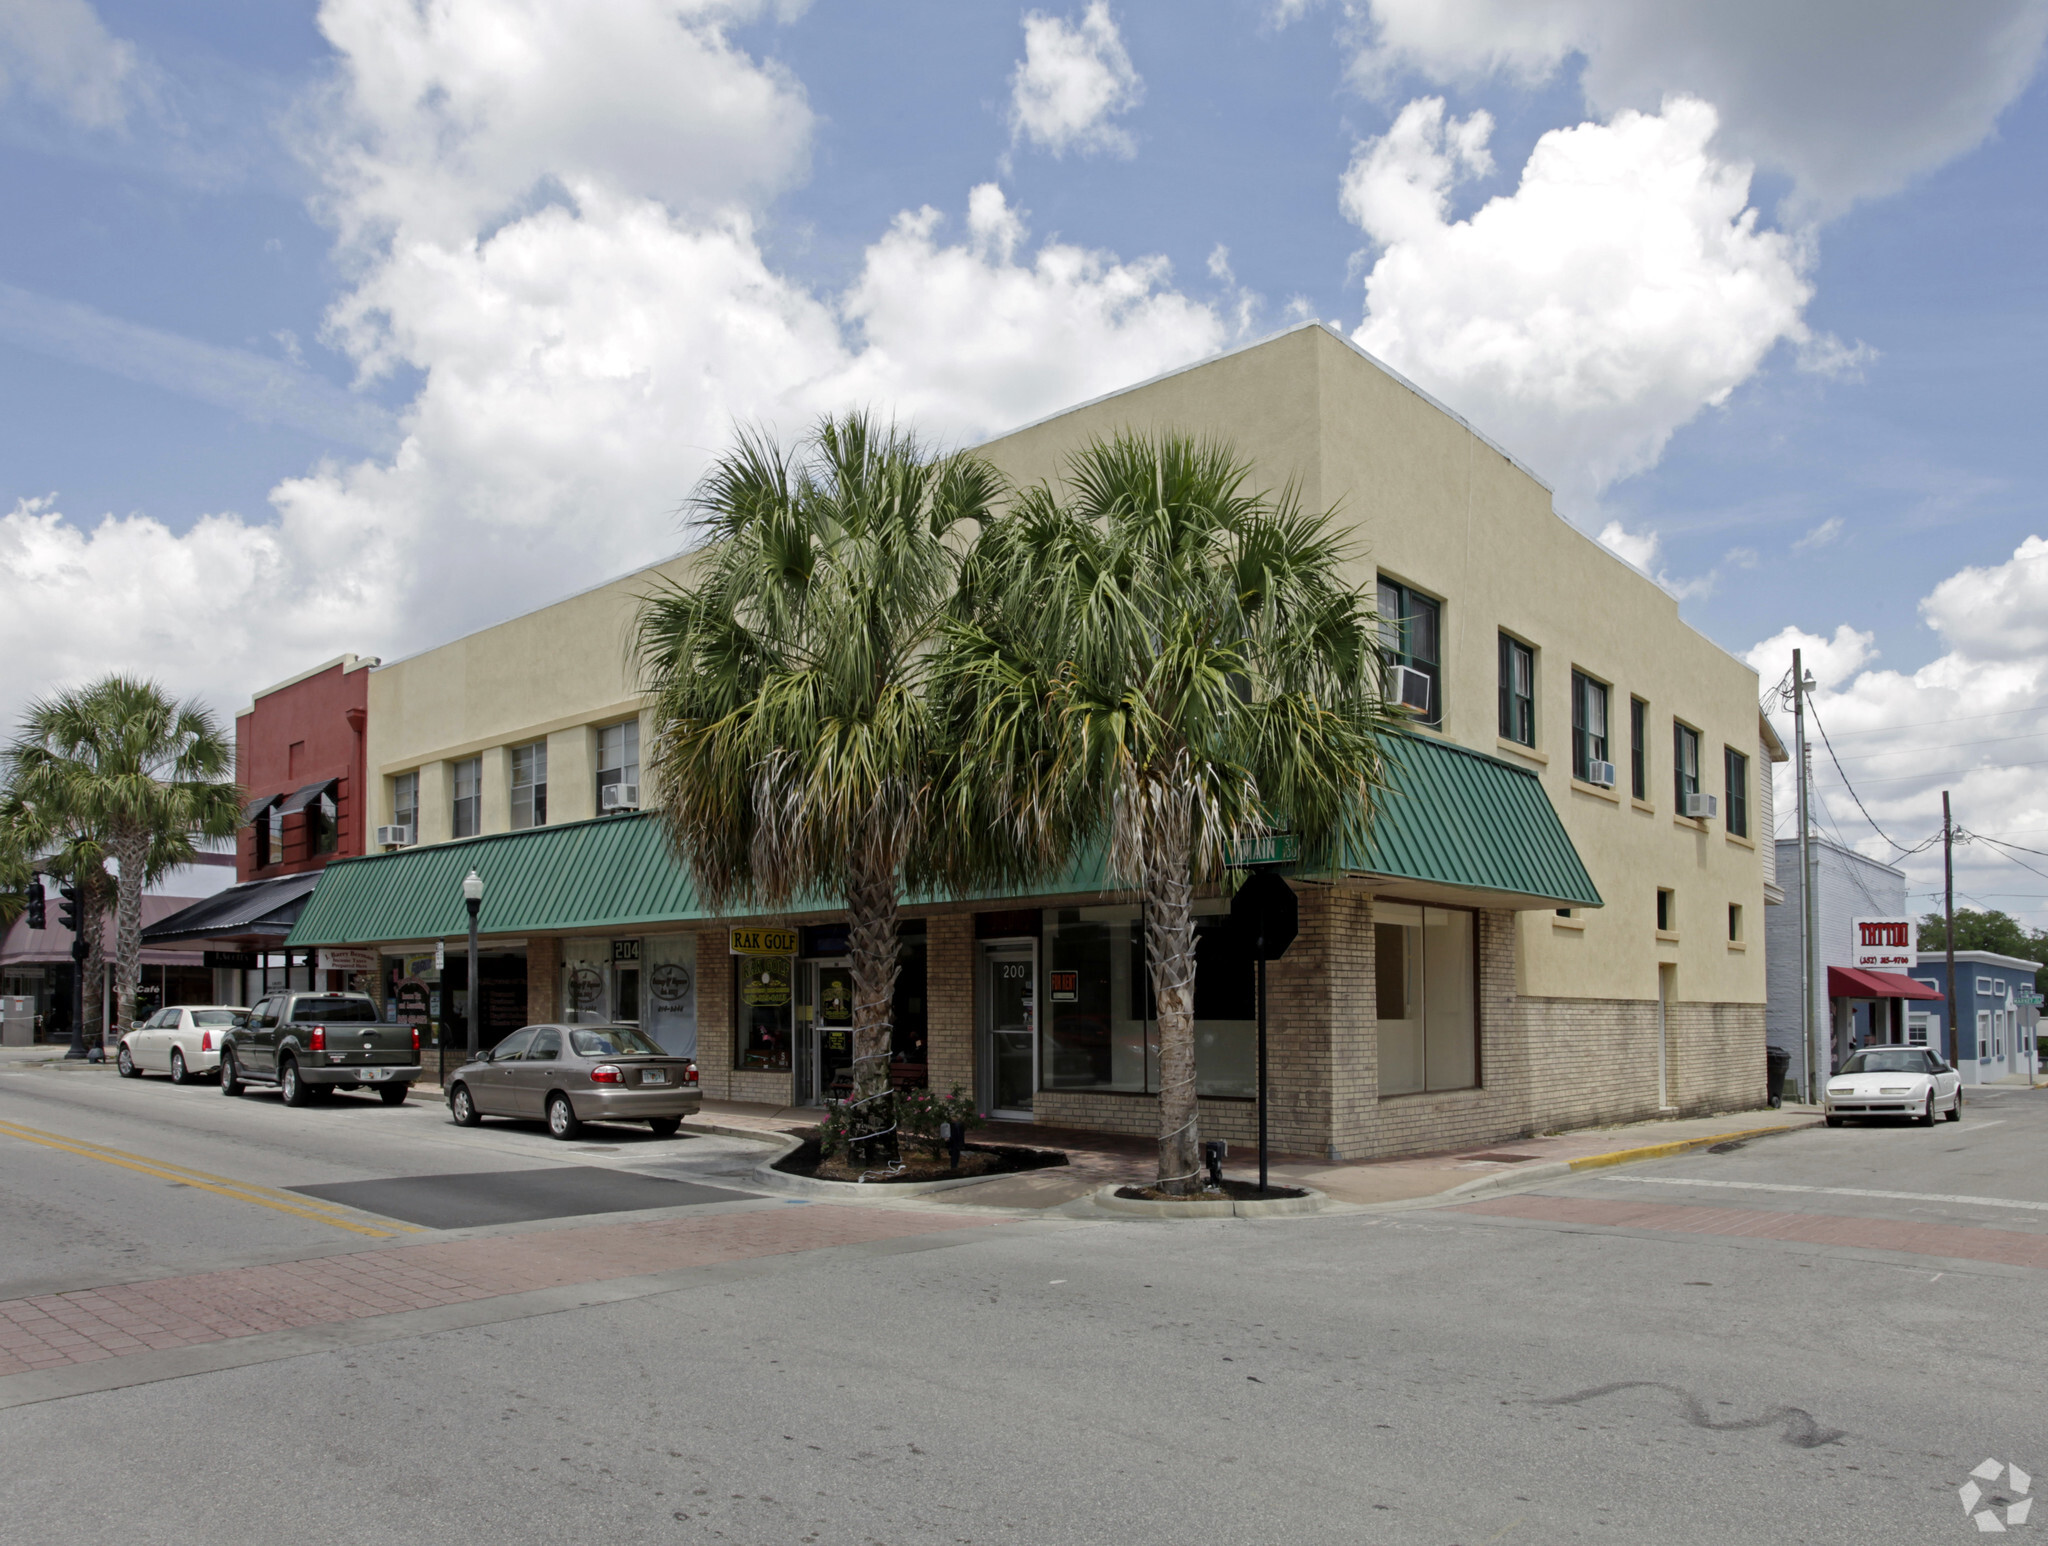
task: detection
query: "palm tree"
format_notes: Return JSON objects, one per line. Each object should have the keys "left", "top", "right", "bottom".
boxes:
{"left": 637, "top": 413, "right": 1003, "bottom": 1145}
{"left": 935, "top": 431, "right": 1396, "bottom": 1194}
{"left": 3, "top": 678, "right": 242, "bottom": 1049}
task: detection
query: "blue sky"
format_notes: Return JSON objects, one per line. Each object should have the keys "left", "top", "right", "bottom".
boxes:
{"left": 3, "top": 0, "right": 2047, "bottom": 919}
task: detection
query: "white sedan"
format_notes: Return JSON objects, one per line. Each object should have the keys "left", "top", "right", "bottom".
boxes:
{"left": 1824, "top": 1047, "right": 1963, "bottom": 1127}
{"left": 117, "top": 1005, "right": 246, "bottom": 1085}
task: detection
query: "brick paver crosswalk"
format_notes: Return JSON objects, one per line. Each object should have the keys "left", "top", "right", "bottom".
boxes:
{"left": 0, "top": 1202, "right": 1002, "bottom": 1378}
{"left": 1457, "top": 1194, "right": 2048, "bottom": 1270}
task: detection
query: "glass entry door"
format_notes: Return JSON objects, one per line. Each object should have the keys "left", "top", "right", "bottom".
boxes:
{"left": 979, "top": 942, "right": 1037, "bottom": 1116}
{"left": 802, "top": 958, "right": 855, "bottom": 1106}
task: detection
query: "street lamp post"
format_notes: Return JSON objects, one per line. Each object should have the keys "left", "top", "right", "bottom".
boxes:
{"left": 462, "top": 870, "right": 483, "bottom": 1062}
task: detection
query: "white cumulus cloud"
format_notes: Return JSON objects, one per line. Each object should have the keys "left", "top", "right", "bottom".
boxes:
{"left": 0, "top": 0, "right": 137, "bottom": 130}
{"left": 1346, "top": 94, "right": 1812, "bottom": 510}
{"left": 1750, "top": 539, "right": 2048, "bottom": 925}
{"left": 1340, "top": 0, "right": 2048, "bottom": 214}
{"left": 1008, "top": 0, "right": 1144, "bottom": 158}
{"left": 1, "top": 0, "right": 1224, "bottom": 725}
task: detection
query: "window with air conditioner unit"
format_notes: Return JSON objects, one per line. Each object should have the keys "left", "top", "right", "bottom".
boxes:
{"left": 1674, "top": 722, "right": 1715, "bottom": 818}
{"left": 1571, "top": 670, "right": 1613, "bottom": 786}
{"left": 597, "top": 719, "right": 640, "bottom": 812}
{"left": 386, "top": 771, "right": 418, "bottom": 849}
{"left": 1377, "top": 577, "right": 1441, "bottom": 727}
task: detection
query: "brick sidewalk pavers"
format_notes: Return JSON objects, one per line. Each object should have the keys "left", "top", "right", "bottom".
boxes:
{"left": 1458, "top": 1194, "right": 2048, "bottom": 1271}
{"left": 0, "top": 1203, "right": 1002, "bottom": 1379}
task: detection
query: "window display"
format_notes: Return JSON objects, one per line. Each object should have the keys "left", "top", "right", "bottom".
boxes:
{"left": 737, "top": 953, "right": 792, "bottom": 1071}
{"left": 1375, "top": 903, "right": 1477, "bottom": 1095}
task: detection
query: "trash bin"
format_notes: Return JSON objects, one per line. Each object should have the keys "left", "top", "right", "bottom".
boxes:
{"left": 1765, "top": 1045, "right": 1792, "bottom": 1108}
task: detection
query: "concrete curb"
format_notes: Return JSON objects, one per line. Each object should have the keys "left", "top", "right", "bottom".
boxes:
{"left": 1088, "top": 1183, "right": 1331, "bottom": 1219}
{"left": 1429, "top": 1120, "right": 1815, "bottom": 1205}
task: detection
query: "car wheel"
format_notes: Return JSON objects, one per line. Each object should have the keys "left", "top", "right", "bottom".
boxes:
{"left": 169, "top": 1049, "right": 189, "bottom": 1085}
{"left": 449, "top": 1083, "right": 481, "bottom": 1127}
{"left": 1945, "top": 1088, "right": 1964, "bottom": 1121}
{"left": 1919, "top": 1093, "right": 1936, "bottom": 1126}
{"left": 116, "top": 1043, "right": 140, "bottom": 1078}
{"left": 280, "top": 1058, "right": 311, "bottom": 1108}
{"left": 378, "top": 1083, "right": 408, "bottom": 1106}
{"left": 1824, "top": 1113, "right": 1843, "bottom": 1128}
{"left": 647, "top": 1117, "right": 681, "bottom": 1137}
{"left": 546, "top": 1093, "right": 582, "bottom": 1141}
{"left": 219, "top": 1049, "right": 243, "bottom": 1096}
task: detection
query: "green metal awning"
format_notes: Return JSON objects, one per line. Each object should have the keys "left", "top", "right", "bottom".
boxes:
{"left": 1349, "top": 733, "right": 1602, "bottom": 909}
{"left": 287, "top": 813, "right": 710, "bottom": 948}
{"left": 287, "top": 733, "right": 1597, "bottom": 948}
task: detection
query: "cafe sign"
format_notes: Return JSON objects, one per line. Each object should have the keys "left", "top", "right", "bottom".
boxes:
{"left": 729, "top": 925, "right": 798, "bottom": 957}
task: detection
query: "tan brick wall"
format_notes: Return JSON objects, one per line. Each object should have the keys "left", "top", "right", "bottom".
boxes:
{"left": 525, "top": 937, "right": 560, "bottom": 1025}
{"left": 925, "top": 913, "right": 974, "bottom": 1100}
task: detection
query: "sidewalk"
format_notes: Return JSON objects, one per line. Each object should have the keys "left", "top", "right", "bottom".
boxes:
{"left": 684, "top": 1099, "right": 1820, "bottom": 1211}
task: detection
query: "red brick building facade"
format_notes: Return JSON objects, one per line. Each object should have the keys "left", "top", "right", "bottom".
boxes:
{"left": 236, "top": 655, "right": 378, "bottom": 883}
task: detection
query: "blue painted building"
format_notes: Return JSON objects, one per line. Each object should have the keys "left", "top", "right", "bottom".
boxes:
{"left": 1908, "top": 951, "right": 2041, "bottom": 1086}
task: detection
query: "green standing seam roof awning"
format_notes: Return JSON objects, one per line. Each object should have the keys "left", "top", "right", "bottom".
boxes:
{"left": 1349, "top": 733, "right": 1602, "bottom": 909}
{"left": 286, "top": 733, "right": 1599, "bottom": 949}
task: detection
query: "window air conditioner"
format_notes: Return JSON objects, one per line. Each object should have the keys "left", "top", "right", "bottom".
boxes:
{"left": 1585, "top": 760, "right": 1617, "bottom": 788}
{"left": 1682, "top": 792, "right": 1718, "bottom": 820}
{"left": 1388, "top": 665, "right": 1432, "bottom": 715}
{"left": 600, "top": 783, "right": 641, "bottom": 812}
{"left": 375, "top": 824, "right": 415, "bottom": 849}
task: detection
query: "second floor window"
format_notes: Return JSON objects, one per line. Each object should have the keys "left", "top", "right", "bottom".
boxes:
{"left": 1673, "top": 722, "right": 1701, "bottom": 809}
{"left": 1725, "top": 746, "right": 1749, "bottom": 838}
{"left": 512, "top": 742, "right": 548, "bottom": 830}
{"left": 1377, "top": 578, "right": 1441, "bottom": 727}
{"left": 1571, "top": 671, "right": 1609, "bottom": 781}
{"left": 392, "top": 771, "right": 419, "bottom": 839}
{"left": 597, "top": 720, "right": 640, "bottom": 810}
{"left": 453, "top": 757, "right": 481, "bottom": 838}
{"left": 1498, "top": 635, "right": 1534, "bottom": 746}
{"left": 1630, "top": 697, "right": 1648, "bottom": 801}
{"left": 310, "top": 789, "right": 339, "bottom": 856}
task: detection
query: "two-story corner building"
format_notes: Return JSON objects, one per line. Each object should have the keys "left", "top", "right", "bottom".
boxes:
{"left": 288, "top": 323, "right": 1783, "bottom": 1160}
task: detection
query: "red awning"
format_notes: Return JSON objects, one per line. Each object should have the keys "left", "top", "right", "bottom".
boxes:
{"left": 1827, "top": 966, "right": 1943, "bottom": 1001}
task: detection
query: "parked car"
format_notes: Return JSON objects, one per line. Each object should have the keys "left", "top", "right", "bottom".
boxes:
{"left": 116, "top": 1005, "right": 246, "bottom": 1084}
{"left": 1824, "top": 1047, "right": 1963, "bottom": 1127}
{"left": 219, "top": 992, "right": 422, "bottom": 1107}
{"left": 445, "top": 1023, "right": 701, "bottom": 1139}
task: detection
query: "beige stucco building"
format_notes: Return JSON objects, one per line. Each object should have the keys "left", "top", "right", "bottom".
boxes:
{"left": 301, "top": 323, "right": 1784, "bottom": 1160}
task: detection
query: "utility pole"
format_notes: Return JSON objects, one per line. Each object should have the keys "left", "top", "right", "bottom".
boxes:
{"left": 1943, "top": 790, "right": 1958, "bottom": 1068}
{"left": 1793, "top": 650, "right": 1817, "bottom": 1102}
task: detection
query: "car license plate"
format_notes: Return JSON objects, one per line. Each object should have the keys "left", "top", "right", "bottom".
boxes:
{"left": 642, "top": 1070, "right": 668, "bottom": 1086}
{"left": 370, "top": 1067, "right": 388, "bottom": 1080}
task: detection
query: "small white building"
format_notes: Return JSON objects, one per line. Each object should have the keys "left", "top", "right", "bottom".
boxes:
{"left": 1766, "top": 838, "right": 1916, "bottom": 1095}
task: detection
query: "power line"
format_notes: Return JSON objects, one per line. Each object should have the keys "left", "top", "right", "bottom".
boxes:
{"left": 1804, "top": 696, "right": 1942, "bottom": 856}
{"left": 1817, "top": 703, "right": 2048, "bottom": 740}
{"left": 1846, "top": 755, "right": 2048, "bottom": 788}
{"left": 1827, "top": 728, "right": 2048, "bottom": 764}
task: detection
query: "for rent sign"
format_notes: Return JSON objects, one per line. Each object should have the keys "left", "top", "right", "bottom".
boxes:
{"left": 1853, "top": 916, "right": 1914, "bottom": 970}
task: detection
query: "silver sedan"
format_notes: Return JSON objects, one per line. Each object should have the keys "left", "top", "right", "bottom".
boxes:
{"left": 1824, "top": 1046, "right": 1963, "bottom": 1127}
{"left": 444, "top": 1023, "right": 701, "bottom": 1140}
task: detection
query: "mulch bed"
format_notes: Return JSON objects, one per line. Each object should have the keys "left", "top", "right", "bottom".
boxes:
{"left": 774, "top": 1132, "right": 1069, "bottom": 1185}
{"left": 1115, "top": 1180, "right": 1308, "bottom": 1203}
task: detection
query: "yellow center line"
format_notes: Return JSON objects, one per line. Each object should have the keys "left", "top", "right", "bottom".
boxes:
{"left": 0, "top": 1120, "right": 419, "bottom": 1239}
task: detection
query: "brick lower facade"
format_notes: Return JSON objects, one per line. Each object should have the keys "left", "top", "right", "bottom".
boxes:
{"left": 672, "top": 883, "right": 1767, "bottom": 1157}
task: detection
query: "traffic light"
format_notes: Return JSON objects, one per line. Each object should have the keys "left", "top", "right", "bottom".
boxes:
{"left": 25, "top": 878, "right": 44, "bottom": 930}
{"left": 56, "top": 883, "right": 80, "bottom": 935}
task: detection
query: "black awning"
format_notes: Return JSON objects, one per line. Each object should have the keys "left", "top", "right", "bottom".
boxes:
{"left": 241, "top": 792, "right": 281, "bottom": 823}
{"left": 141, "top": 871, "right": 323, "bottom": 947}
{"left": 281, "top": 779, "right": 337, "bottom": 814}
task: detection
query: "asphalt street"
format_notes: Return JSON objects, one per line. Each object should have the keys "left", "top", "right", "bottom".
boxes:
{"left": 2, "top": 1061, "right": 2042, "bottom": 1545}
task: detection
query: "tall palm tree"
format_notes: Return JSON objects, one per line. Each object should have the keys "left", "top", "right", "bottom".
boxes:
{"left": 637, "top": 413, "right": 1003, "bottom": 1143}
{"left": 935, "top": 431, "right": 1395, "bottom": 1194}
{"left": 3, "top": 678, "right": 241, "bottom": 1048}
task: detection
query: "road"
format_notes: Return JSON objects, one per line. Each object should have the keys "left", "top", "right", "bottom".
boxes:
{"left": 1, "top": 1062, "right": 2042, "bottom": 1545}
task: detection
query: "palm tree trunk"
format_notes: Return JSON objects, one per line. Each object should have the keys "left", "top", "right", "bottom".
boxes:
{"left": 112, "top": 830, "right": 147, "bottom": 1046}
{"left": 81, "top": 877, "right": 108, "bottom": 1053}
{"left": 844, "top": 842, "right": 901, "bottom": 1161}
{"left": 1143, "top": 812, "right": 1202, "bottom": 1196}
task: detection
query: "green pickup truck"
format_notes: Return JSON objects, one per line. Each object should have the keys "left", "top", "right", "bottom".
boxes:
{"left": 219, "top": 992, "right": 422, "bottom": 1107}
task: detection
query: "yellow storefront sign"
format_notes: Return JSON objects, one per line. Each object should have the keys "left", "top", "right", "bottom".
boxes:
{"left": 729, "top": 925, "right": 798, "bottom": 957}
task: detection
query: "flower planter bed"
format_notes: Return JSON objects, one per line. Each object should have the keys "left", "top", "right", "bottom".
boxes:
{"left": 773, "top": 1132, "right": 1069, "bottom": 1185}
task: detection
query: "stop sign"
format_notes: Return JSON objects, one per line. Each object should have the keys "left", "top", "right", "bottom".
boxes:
{"left": 1229, "top": 868, "right": 1298, "bottom": 958}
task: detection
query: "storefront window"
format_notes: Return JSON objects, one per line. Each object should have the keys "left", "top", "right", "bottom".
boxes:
{"left": 893, "top": 930, "right": 928, "bottom": 1080}
{"left": 1039, "top": 902, "right": 1257, "bottom": 1099}
{"left": 644, "top": 934, "right": 697, "bottom": 1057}
{"left": 1375, "top": 903, "right": 1478, "bottom": 1096}
{"left": 736, "top": 954, "right": 793, "bottom": 1071}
